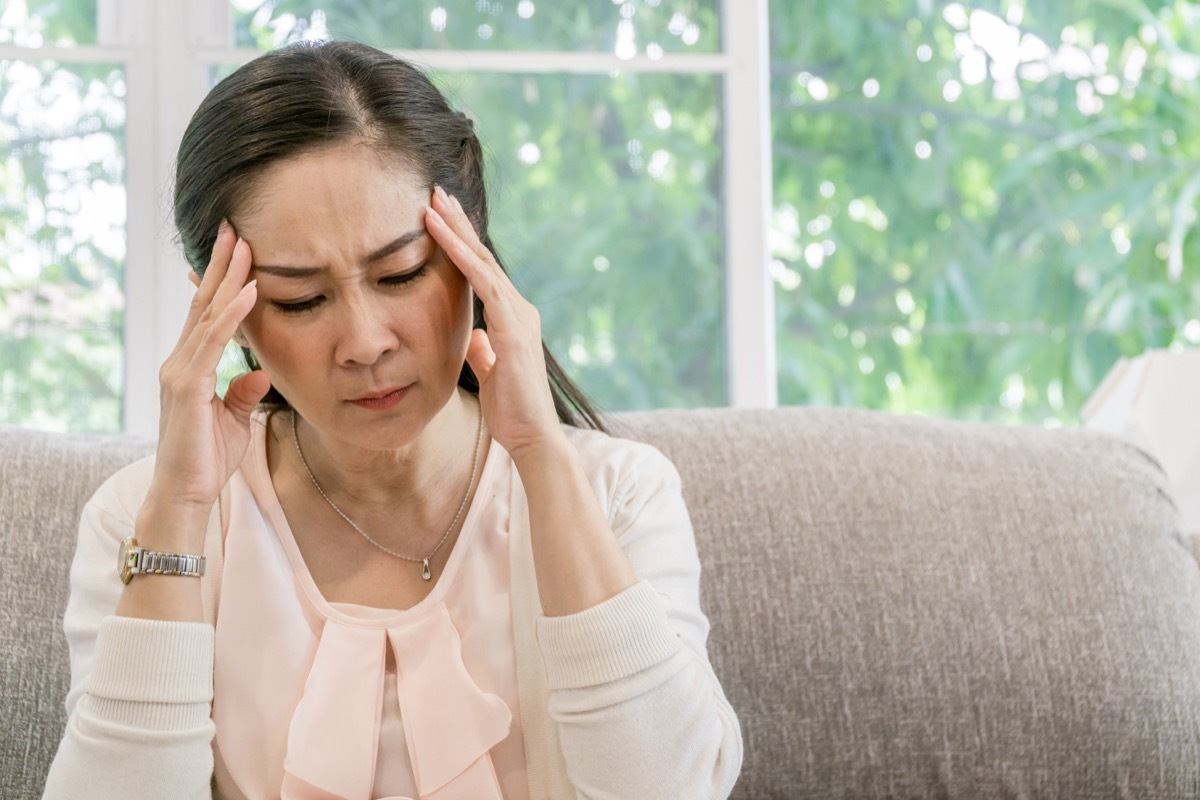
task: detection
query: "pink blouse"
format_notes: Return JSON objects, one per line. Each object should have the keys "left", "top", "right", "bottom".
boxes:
{"left": 210, "top": 417, "right": 530, "bottom": 800}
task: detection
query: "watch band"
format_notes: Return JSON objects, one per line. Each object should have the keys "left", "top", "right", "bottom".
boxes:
{"left": 119, "top": 537, "right": 205, "bottom": 584}
{"left": 137, "top": 550, "right": 205, "bottom": 577}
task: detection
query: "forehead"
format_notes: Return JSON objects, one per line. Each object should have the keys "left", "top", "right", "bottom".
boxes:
{"left": 236, "top": 144, "right": 427, "bottom": 256}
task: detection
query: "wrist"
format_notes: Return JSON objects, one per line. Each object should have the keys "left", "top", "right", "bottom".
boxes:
{"left": 509, "top": 430, "right": 575, "bottom": 474}
{"left": 135, "top": 493, "right": 213, "bottom": 552}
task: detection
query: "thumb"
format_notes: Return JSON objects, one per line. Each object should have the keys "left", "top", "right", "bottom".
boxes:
{"left": 466, "top": 328, "right": 496, "bottom": 384}
{"left": 224, "top": 370, "right": 271, "bottom": 420}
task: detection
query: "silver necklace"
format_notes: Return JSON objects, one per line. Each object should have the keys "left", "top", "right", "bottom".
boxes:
{"left": 290, "top": 408, "right": 485, "bottom": 581}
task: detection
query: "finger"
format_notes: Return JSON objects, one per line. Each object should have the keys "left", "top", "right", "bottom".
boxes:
{"left": 425, "top": 205, "right": 509, "bottom": 311}
{"left": 176, "top": 238, "right": 253, "bottom": 362}
{"left": 465, "top": 328, "right": 497, "bottom": 384}
{"left": 432, "top": 186, "right": 494, "bottom": 264}
{"left": 224, "top": 369, "right": 271, "bottom": 421}
{"left": 185, "top": 279, "right": 258, "bottom": 374}
{"left": 208, "top": 237, "right": 254, "bottom": 314}
{"left": 181, "top": 270, "right": 203, "bottom": 334}
{"left": 183, "top": 220, "right": 236, "bottom": 337}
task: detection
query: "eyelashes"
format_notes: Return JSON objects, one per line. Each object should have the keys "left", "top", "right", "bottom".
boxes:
{"left": 380, "top": 264, "right": 428, "bottom": 288}
{"left": 271, "top": 264, "right": 429, "bottom": 314}
{"left": 272, "top": 296, "right": 323, "bottom": 314}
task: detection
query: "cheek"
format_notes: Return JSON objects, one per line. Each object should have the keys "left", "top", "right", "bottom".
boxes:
{"left": 429, "top": 258, "right": 474, "bottom": 341}
{"left": 449, "top": 273, "right": 475, "bottom": 352}
{"left": 237, "top": 304, "right": 267, "bottom": 356}
{"left": 238, "top": 305, "right": 307, "bottom": 374}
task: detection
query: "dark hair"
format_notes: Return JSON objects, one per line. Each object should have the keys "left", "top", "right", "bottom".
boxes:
{"left": 173, "top": 39, "right": 605, "bottom": 431}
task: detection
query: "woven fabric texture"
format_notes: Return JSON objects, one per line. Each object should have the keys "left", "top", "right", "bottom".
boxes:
{"left": 5, "top": 407, "right": 1200, "bottom": 799}
{"left": 0, "top": 425, "right": 154, "bottom": 800}
{"left": 615, "top": 407, "right": 1200, "bottom": 799}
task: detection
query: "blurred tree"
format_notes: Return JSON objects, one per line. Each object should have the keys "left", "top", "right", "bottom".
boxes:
{"left": 1, "top": 1, "right": 125, "bottom": 431}
{"left": 7, "top": 0, "right": 1199, "bottom": 430}
{"left": 231, "top": 0, "right": 726, "bottom": 412}
{"left": 770, "top": 0, "right": 1200, "bottom": 424}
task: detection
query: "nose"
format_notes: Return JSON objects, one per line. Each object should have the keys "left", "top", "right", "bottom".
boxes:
{"left": 333, "top": 294, "right": 400, "bottom": 367}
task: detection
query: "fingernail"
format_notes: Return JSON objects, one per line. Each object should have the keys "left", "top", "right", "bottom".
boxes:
{"left": 434, "top": 185, "right": 449, "bottom": 203}
{"left": 425, "top": 205, "right": 444, "bottom": 225}
{"left": 449, "top": 193, "right": 463, "bottom": 212}
{"left": 218, "top": 219, "right": 232, "bottom": 237}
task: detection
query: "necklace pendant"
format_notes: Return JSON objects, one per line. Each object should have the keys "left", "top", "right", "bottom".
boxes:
{"left": 421, "top": 558, "right": 432, "bottom": 581}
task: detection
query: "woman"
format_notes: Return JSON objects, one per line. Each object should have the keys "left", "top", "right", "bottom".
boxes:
{"left": 43, "top": 40, "right": 742, "bottom": 800}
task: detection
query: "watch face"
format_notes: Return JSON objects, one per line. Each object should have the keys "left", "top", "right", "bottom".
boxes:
{"left": 118, "top": 537, "right": 136, "bottom": 584}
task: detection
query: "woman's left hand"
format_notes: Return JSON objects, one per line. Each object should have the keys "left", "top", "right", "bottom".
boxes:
{"left": 424, "top": 186, "right": 565, "bottom": 462}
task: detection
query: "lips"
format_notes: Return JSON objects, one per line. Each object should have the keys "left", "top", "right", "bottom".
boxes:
{"left": 348, "top": 385, "right": 410, "bottom": 410}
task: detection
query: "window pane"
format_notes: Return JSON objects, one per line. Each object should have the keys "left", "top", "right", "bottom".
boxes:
{"left": 0, "top": 0, "right": 99, "bottom": 46}
{"left": 452, "top": 71, "right": 725, "bottom": 409}
{"left": 0, "top": 60, "right": 126, "bottom": 432}
{"left": 207, "top": 64, "right": 725, "bottom": 410}
{"left": 230, "top": 0, "right": 719, "bottom": 54}
{"left": 770, "top": 1, "right": 1197, "bottom": 424}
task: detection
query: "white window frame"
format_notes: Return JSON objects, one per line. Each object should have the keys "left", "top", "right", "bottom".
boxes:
{"left": 2, "top": 0, "right": 775, "bottom": 436}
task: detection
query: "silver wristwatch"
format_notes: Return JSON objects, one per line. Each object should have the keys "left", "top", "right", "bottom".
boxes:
{"left": 118, "top": 537, "right": 205, "bottom": 585}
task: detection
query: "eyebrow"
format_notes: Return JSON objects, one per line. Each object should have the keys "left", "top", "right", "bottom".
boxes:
{"left": 250, "top": 229, "right": 427, "bottom": 277}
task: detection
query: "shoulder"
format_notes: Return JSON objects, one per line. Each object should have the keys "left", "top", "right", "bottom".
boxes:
{"left": 559, "top": 423, "right": 683, "bottom": 523}
{"left": 87, "top": 454, "right": 158, "bottom": 525}
{"left": 561, "top": 423, "right": 679, "bottom": 480}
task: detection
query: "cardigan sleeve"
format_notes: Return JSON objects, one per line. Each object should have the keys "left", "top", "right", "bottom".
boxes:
{"left": 41, "top": 459, "right": 217, "bottom": 800}
{"left": 534, "top": 440, "right": 744, "bottom": 799}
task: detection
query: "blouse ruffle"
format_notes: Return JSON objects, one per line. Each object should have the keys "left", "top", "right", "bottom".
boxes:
{"left": 280, "top": 605, "right": 510, "bottom": 800}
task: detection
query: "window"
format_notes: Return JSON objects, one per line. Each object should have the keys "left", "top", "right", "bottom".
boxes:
{"left": 5, "top": 1, "right": 1189, "bottom": 433}
{"left": 5, "top": 0, "right": 763, "bottom": 434}
{"left": 769, "top": 1, "right": 1199, "bottom": 424}
{"left": 221, "top": 0, "right": 732, "bottom": 410}
{"left": 1, "top": 2, "right": 126, "bottom": 430}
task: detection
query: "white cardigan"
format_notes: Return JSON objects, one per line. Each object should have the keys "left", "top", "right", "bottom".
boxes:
{"left": 42, "top": 422, "right": 743, "bottom": 799}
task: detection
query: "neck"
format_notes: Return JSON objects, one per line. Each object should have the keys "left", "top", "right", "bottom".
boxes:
{"left": 289, "top": 390, "right": 482, "bottom": 519}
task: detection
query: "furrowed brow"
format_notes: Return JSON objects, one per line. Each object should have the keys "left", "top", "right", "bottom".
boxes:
{"left": 366, "top": 229, "right": 427, "bottom": 262}
{"left": 250, "top": 229, "right": 427, "bottom": 277}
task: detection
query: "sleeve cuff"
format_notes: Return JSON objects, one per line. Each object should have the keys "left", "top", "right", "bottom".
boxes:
{"left": 86, "top": 616, "right": 215, "bottom": 704}
{"left": 536, "top": 581, "right": 683, "bottom": 690}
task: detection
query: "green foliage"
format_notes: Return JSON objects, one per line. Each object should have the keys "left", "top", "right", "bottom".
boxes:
{"left": 0, "top": 0, "right": 97, "bottom": 45}
{"left": 0, "top": 56, "right": 125, "bottom": 432}
{"left": 232, "top": 0, "right": 718, "bottom": 53}
{"left": 231, "top": 1, "right": 726, "bottom": 411}
{"left": 449, "top": 70, "right": 724, "bottom": 410}
{"left": 9, "top": 1, "right": 1200, "bottom": 431}
{"left": 770, "top": 0, "right": 1200, "bottom": 423}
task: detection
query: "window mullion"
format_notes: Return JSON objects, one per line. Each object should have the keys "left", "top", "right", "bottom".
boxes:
{"left": 721, "top": 0, "right": 777, "bottom": 407}
{"left": 122, "top": 0, "right": 214, "bottom": 436}
{"left": 122, "top": 9, "right": 155, "bottom": 438}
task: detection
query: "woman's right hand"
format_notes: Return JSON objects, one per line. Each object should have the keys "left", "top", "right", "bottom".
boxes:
{"left": 146, "top": 221, "right": 270, "bottom": 520}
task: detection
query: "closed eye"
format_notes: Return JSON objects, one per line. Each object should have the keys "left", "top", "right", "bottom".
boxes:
{"left": 270, "top": 264, "right": 427, "bottom": 314}
{"left": 380, "top": 263, "right": 427, "bottom": 287}
{"left": 272, "top": 295, "right": 324, "bottom": 314}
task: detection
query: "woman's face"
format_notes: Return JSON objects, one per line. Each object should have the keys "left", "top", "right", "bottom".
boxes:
{"left": 234, "top": 143, "right": 473, "bottom": 450}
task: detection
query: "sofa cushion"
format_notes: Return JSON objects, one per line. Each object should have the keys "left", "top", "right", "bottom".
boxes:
{"left": 0, "top": 425, "right": 154, "bottom": 800}
{"left": 615, "top": 407, "right": 1200, "bottom": 798}
{"left": 6, "top": 407, "right": 1200, "bottom": 799}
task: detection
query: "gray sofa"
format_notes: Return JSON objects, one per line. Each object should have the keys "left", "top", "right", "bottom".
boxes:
{"left": 5, "top": 407, "right": 1200, "bottom": 798}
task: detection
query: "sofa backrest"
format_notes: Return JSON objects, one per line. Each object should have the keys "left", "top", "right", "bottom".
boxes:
{"left": 613, "top": 407, "right": 1200, "bottom": 798}
{"left": 1, "top": 425, "right": 154, "bottom": 799}
{"left": 4, "top": 407, "right": 1200, "bottom": 799}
